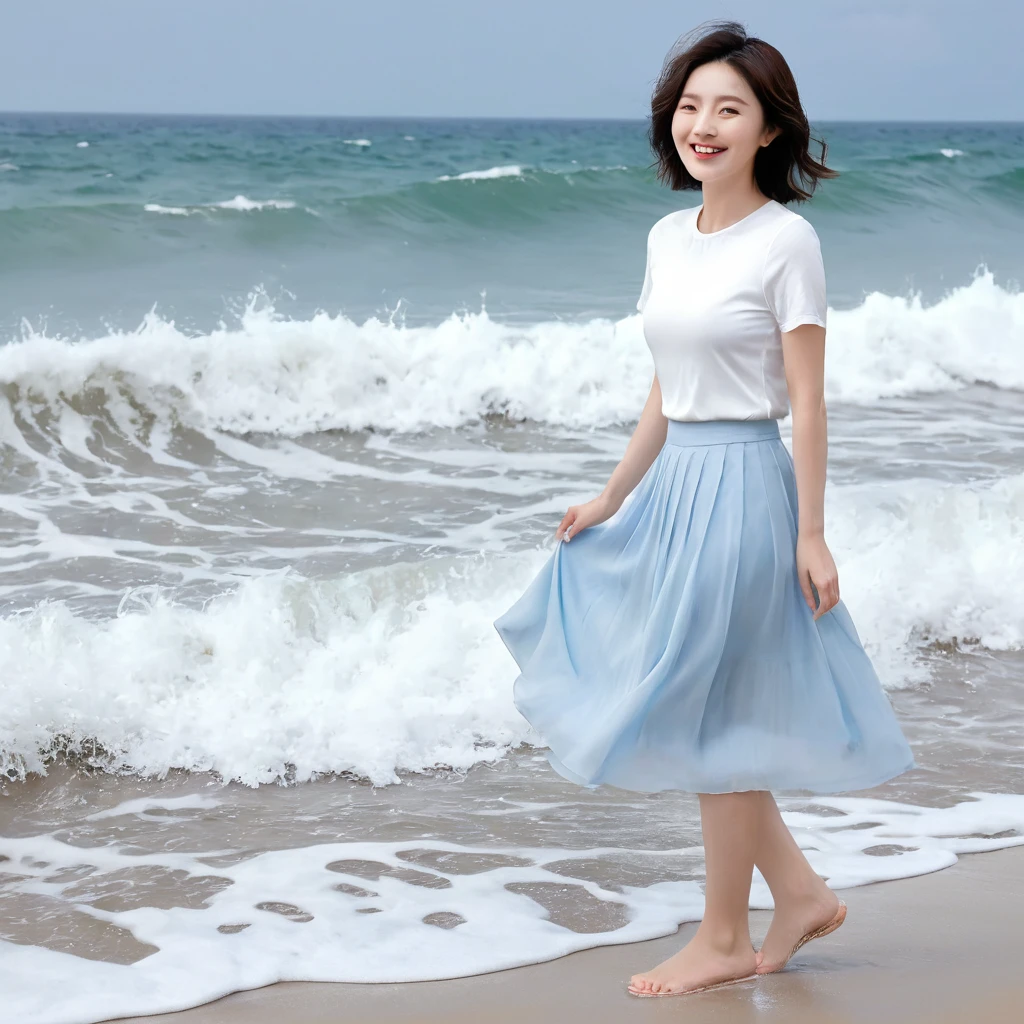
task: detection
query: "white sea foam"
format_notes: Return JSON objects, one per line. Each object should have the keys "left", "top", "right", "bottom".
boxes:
{"left": 2, "top": 271, "right": 1019, "bottom": 439}
{"left": 828, "top": 470, "right": 1024, "bottom": 668}
{"left": 563, "top": 164, "right": 630, "bottom": 174}
{"left": 342, "top": 138, "right": 371, "bottom": 146}
{"left": 0, "top": 162, "right": 18, "bottom": 171}
{"left": 0, "top": 792, "right": 1021, "bottom": 1024}
{"left": 437, "top": 164, "right": 523, "bottom": 181}
{"left": 825, "top": 268, "right": 1024, "bottom": 402}
{"left": 142, "top": 196, "right": 298, "bottom": 215}
{"left": 76, "top": 141, "right": 89, "bottom": 148}
{"left": 211, "top": 194, "right": 296, "bottom": 211}
{"left": 1, "top": 461, "right": 1021, "bottom": 788}
{"left": 83, "top": 794, "right": 224, "bottom": 822}
{"left": 143, "top": 203, "right": 191, "bottom": 216}
{"left": 0, "top": 271, "right": 1020, "bottom": 788}
{"left": 940, "top": 148, "right": 965, "bottom": 157}
{"left": 0, "top": 560, "right": 531, "bottom": 786}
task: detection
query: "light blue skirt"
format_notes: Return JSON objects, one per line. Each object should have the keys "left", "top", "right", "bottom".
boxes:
{"left": 493, "top": 417, "right": 916, "bottom": 795}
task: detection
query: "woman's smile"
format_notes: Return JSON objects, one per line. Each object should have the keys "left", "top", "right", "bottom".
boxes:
{"left": 691, "top": 143, "right": 728, "bottom": 159}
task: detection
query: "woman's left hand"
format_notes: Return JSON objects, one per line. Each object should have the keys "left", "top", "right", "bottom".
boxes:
{"left": 796, "top": 532, "right": 840, "bottom": 621}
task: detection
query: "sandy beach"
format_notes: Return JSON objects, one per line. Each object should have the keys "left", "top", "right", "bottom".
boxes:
{"left": 106, "top": 844, "right": 1024, "bottom": 1024}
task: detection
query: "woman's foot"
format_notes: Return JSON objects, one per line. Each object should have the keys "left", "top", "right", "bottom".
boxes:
{"left": 628, "top": 930, "right": 757, "bottom": 996}
{"left": 755, "top": 888, "right": 843, "bottom": 973}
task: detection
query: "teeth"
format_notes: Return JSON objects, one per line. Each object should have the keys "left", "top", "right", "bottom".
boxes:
{"left": 694, "top": 145, "right": 724, "bottom": 154}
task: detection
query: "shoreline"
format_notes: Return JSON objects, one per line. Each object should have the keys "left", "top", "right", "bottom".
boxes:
{"left": 109, "top": 844, "right": 1024, "bottom": 1024}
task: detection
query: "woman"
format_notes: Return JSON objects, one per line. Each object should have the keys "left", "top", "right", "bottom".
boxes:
{"left": 492, "top": 21, "right": 915, "bottom": 999}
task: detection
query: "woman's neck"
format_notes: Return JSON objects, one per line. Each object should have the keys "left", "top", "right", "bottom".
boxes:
{"left": 696, "top": 184, "right": 770, "bottom": 234}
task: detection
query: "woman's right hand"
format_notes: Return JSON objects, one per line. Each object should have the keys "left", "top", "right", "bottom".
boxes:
{"left": 555, "top": 494, "right": 618, "bottom": 543}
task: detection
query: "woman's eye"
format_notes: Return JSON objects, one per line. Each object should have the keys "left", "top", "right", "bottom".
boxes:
{"left": 678, "top": 104, "right": 738, "bottom": 114}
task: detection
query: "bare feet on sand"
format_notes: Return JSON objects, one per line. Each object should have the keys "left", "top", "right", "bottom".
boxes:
{"left": 755, "top": 887, "right": 843, "bottom": 973}
{"left": 628, "top": 931, "right": 757, "bottom": 997}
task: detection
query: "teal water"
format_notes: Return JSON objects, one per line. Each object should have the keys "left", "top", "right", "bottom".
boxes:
{"left": 1, "top": 114, "right": 1022, "bottom": 335}
{"left": 1, "top": 114, "right": 1024, "bottom": 1023}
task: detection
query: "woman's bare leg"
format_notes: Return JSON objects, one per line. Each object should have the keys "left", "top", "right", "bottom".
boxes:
{"left": 752, "top": 791, "right": 841, "bottom": 972}
{"left": 628, "top": 792, "right": 759, "bottom": 994}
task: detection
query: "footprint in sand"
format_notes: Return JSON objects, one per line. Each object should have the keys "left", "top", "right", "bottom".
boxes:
{"left": 217, "top": 923, "right": 252, "bottom": 934}
{"left": 325, "top": 858, "right": 452, "bottom": 889}
{"left": 332, "top": 881, "right": 379, "bottom": 898}
{"left": 254, "top": 901, "right": 314, "bottom": 923}
{"left": 422, "top": 911, "right": 467, "bottom": 930}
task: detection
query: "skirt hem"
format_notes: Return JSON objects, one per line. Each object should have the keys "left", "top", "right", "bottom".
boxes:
{"left": 542, "top": 742, "right": 918, "bottom": 797}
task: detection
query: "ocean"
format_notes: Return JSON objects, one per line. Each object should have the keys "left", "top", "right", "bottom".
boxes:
{"left": 0, "top": 113, "right": 1022, "bottom": 1024}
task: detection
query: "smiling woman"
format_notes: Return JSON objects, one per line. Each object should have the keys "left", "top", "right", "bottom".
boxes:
{"left": 493, "top": 17, "right": 914, "bottom": 1004}
{"left": 646, "top": 26, "right": 838, "bottom": 202}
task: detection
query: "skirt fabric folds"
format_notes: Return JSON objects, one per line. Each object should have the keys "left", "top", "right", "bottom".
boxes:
{"left": 493, "top": 417, "right": 915, "bottom": 795}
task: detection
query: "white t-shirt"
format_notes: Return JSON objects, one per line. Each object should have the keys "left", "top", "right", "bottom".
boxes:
{"left": 636, "top": 198, "right": 827, "bottom": 422}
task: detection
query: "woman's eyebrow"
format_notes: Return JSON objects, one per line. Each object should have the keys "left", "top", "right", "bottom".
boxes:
{"left": 679, "top": 93, "right": 750, "bottom": 105}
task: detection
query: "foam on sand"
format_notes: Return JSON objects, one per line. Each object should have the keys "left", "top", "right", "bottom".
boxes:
{"left": 1, "top": 792, "right": 1022, "bottom": 1024}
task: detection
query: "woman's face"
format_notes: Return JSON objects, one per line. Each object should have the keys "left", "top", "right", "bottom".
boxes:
{"left": 672, "top": 60, "right": 779, "bottom": 186}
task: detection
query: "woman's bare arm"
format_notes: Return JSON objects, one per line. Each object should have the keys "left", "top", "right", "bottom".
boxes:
{"left": 600, "top": 373, "right": 669, "bottom": 510}
{"left": 781, "top": 322, "right": 839, "bottom": 618}
{"left": 555, "top": 373, "right": 668, "bottom": 541}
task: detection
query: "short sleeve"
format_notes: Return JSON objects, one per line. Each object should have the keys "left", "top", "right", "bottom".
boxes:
{"left": 636, "top": 226, "right": 654, "bottom": 313}
{"left": 762, "top": 217, "right": 827, "bottom": 333}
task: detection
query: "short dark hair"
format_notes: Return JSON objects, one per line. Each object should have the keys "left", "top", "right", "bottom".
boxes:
{"left": 645, "top": 20, "right": 838, "bottom": 202}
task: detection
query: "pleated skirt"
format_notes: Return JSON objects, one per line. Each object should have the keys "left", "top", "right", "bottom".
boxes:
{"left": 493, "top": 417, "right": 916, "bottom": 795}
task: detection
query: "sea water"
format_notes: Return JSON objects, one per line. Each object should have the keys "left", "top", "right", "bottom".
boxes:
{"left": 0, "top": 114, "right": 1022, "bottom": 1024}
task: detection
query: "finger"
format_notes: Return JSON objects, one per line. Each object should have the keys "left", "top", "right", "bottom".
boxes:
{"left": 800, "top": 574, "right": 817, "bottom": 613}
{"left": 558, "top": 511, "right": 578, "bottom": 542}
{"left": 555, "top": 514, "right": 572, "bottom": 541}
{"left": 816, "top": 582, "right": 838, "bottom": 618}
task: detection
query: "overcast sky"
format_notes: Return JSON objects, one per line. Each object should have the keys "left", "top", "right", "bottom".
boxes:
{"left": 2, "top": 0, "right": 1019, "bottom": 121}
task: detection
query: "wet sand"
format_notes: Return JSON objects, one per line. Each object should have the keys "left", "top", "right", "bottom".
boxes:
{"left": 110, "top": 844, "right": 1024, "bottom": 1024}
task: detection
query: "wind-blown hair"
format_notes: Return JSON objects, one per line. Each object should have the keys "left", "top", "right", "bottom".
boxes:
{"left": 646, "top": 19, "right": 838, "bottom": 202}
